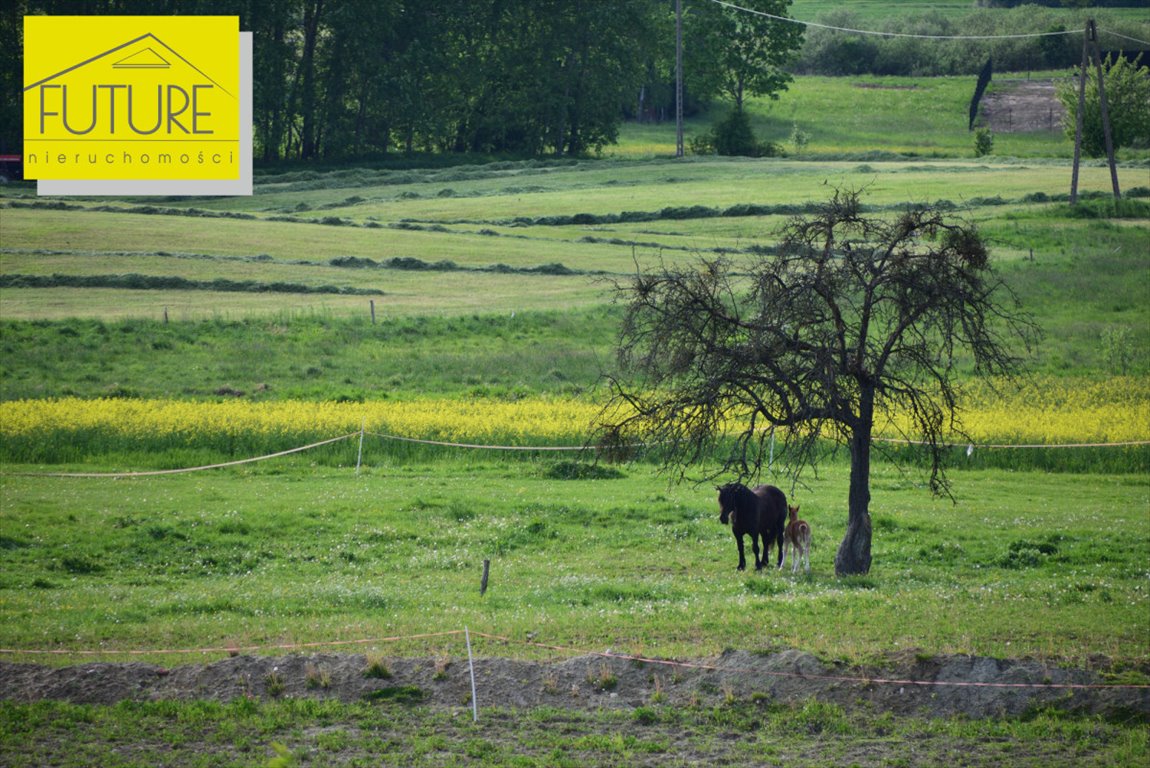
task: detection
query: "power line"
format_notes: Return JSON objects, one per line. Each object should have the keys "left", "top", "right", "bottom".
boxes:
{"left": 710, "top": 0, "right": 1086, "bottom": 41}
{"left": 1102, "top": 30, "right": 1150, "bottom": 48}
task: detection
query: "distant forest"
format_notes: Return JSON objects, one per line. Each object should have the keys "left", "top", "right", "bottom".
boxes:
{"left": 2, "top": 1, "right": 1147, "bottom": 162}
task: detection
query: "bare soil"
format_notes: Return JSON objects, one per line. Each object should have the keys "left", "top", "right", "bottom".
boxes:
{"left": 981, "top": 79, "right": 1065, "bottom": 133}
{"left": 3, "top": 649, "right": 1146, "bottom": 720}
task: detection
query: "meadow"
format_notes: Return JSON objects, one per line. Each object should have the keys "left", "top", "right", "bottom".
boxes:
{"left": 1, "top": 459, "right": 1147, "bottom": 765}
{"left": 790, "top": 0, "right": 1150, "bottom": 25}
{"left": 1, "top": 68, "right": 1148, "bottom": 765}
{"left": 2, "top": 457, "right": 1148, "bottom": 665}
{"left": 2, "top": 162, "right": 1147, "bottom": 370}
{"left": 791, "top": 0, "right": 983, "bottom": 20}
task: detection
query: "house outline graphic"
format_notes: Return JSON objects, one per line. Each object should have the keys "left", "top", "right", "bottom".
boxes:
{"left": 113, "top": 48, "right": 171, "bottom": 69}
{"left": 24, "top": 32, "right": 234, "bottom": 99}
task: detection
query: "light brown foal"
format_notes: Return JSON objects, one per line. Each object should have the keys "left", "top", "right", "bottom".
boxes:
{"left": 781, "top": 504, "right": 811, "bottom": 574}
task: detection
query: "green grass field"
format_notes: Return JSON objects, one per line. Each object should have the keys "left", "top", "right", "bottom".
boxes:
{"left": 2, "top": 159, "right": 1146, "bottom": 378}
{"left": 792, "top": 1, "right": 974, "bottom": 20}
{"left": 790, "top": 0, "right": 1150, "bottom": 25}
{"left": 1, "top": 458, "right": 1147, "bottom": 765}
{"left": 621, "top": 78, "right": 1065, "bottom": 159}
{"left": 1, "top": 459, "right": 1147, "bottom": 666}
{"left": 1, "top": 65, "right": 1148, "bottom": 766}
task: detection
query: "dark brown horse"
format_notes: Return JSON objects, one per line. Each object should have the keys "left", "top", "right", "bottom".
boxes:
{"left": 717, "top": 483, "right": 788, "bottom": 571}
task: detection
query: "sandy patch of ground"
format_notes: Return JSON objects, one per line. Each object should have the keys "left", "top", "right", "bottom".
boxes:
{"left": 981, "top": 79, "right": 1065, "bottom": 133}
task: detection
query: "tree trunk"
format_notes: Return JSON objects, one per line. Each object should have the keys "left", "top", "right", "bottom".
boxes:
{"left": 262, "top": 14, "right": 287, "bottom": 163}
{"left": 299, "top": 0, "right": 324, "bottom": 160}
{"left": 836, "top": 387, "right": 874, "bottom": 576}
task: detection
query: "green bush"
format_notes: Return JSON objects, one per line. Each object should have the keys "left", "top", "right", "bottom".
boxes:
{"left": 711, "top": 109, "right": 783, "bottom": 158}
{"left": 542, "top": 461, "right": 626, "bottom": 480}
{"left": 974, "top": 127, "right": 994, "bottom": 157}
{"left": 688, "top": 131, "right": 715, "bottom": 156}
{"left": 790, "top": 121, "right": 810, "bottom": 154}
{"left": 1057, "top": 53, "right": 1150, "bottom": 157}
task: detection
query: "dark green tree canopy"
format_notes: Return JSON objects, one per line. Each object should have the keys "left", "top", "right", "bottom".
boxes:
{"left": 685, "top": 0, "right": 805, "bottom": 111}
{"left": 2, "top": 0, "right": 663, "bottom": 161}
{"left": 1, "top": 0, "right": 811, "bottom": 159}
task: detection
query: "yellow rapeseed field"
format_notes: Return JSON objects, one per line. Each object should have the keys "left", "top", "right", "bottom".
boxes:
{"left": 877, "top": 376, "right": 1150, "bottom": 446}
{"left": 0, "top": 377, "right": 1146, "bottom": 454}
{"left": 0, "top": 396, "right": 601, "bottom": 449}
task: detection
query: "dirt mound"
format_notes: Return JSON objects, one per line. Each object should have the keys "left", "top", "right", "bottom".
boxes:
{"left": 3, "top": 650, "right": 1146, "bottom": 720}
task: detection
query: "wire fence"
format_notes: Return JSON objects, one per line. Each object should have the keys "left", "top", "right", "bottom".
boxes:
{"left": 2, "top": 425, "right": 1147, "bottom": 479}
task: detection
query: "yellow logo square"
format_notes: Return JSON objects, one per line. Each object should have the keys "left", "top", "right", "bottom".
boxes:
{"left": 23, "top": 16, "right": 241, "bottom": 182}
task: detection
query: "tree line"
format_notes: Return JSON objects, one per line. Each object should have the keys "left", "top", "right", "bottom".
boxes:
{"left": 793, "top": 4, "right": 1149, "bottom": 76}
{"left": 1, "top": 1, "right": 1146, "bottom": 162}
{"left": 1, "top": 0, "right": 804, "bottom": 162}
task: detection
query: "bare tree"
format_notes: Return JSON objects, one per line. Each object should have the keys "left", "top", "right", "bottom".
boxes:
{"left": 596, "top": 189, "right": 1038, "bottom": 575}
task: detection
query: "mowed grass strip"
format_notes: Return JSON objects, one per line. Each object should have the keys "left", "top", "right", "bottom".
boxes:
{"left": 0, "top": 275, "right": 607, "bottom": 322}
{"left": 3, "top": 160, "right": 1143, "bottom": 294}
{"left": 0, "top": 288, "right": 383, "bottom": 322}
{"left": 0, "top": 208, "right": 642, "bottom": 272}
{"left": 217, "top": 161, "right": 1147, "bottom": 221}
{"left": 8, "top": 160, "right": 1143, "bottom": 226}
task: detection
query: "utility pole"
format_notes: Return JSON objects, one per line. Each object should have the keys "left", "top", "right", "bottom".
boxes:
{"left": 676, "top": 0, "right": 684, "bottom": 158}
{"left": 1088, "top": 19, "right": 1121, "bottom": 201}
{"left": 1070, "top": 19, "right": 1120, "bottom": 204}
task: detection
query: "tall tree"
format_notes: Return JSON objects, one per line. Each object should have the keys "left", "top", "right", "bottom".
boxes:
{"left": 595, "top": 190, "right": 1038, "bottom": 575}
{"left": 0, "top": 0, "right": 785, "bottom": 161}
{"left": 686, "top": 0, "right": 804, "bottom": 111}
{"left": 248, "top": 0, "right": 297, "bottom": 162}
{"left": 295, "top": 0, "right": 325, "bottom": 160}
{"left": 322, "top": 0, "right": 405, "bottom": 158}
{"left": 1057, "top": 52, "right": 1150, "bottom": 158}
{"left": 449, "top": 0, "right": 659, "bottom": 156}
{"left": 547, "top": 0, "right": 658, "bottom": 155}
{"left": 0, "top": 0, "right": 24, "bottom": 158}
